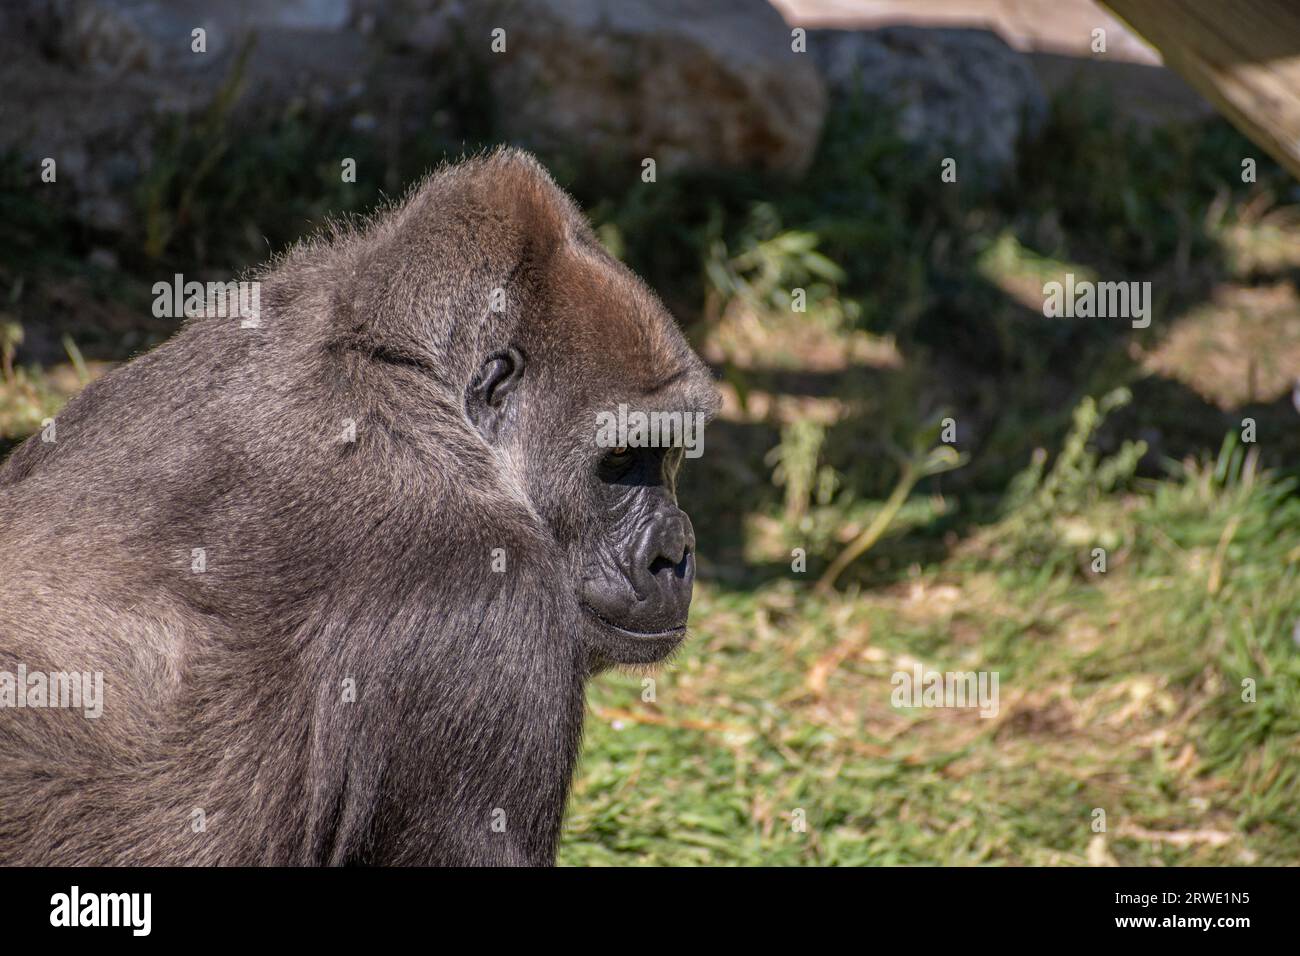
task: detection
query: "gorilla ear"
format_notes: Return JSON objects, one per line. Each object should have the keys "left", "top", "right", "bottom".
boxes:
{"left": 466, "top": 346, "right": 525, "bottom": 439}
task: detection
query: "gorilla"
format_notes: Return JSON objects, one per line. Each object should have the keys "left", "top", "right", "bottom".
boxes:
{"left": 0, "top": 149, "right": 719, "bottom": 865}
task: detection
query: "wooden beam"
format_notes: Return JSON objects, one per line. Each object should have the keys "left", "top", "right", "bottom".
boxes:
{"left": 1101, "top": 0, "right": 1300, "bottom": 181}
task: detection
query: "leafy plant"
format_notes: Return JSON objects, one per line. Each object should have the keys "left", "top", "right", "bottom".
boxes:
{"left": 816, "top": 416, "right": 967, "bottom": 592}
{"left": 767, "top": 419, "right": 839, "bottom": 523}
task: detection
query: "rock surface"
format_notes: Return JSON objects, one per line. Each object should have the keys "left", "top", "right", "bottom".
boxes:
{"left": 1, "top": 0, "right": 370, "bottom": 230}
{"left": 811, "top": 26, "right": 1047, "bottom": 183}
{"left": 2, "top": 0, "right": 827, "bottom": 235}
{"left": 391, "top": 0, "right": 827, "bottom": 175}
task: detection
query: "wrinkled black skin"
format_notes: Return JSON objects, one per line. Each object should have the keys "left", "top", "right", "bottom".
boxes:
{"left": 580, "top": 445, "right": 697, "bottom": 662}
{"left": 0, "top": 150, "right": 718, "bottom": 866}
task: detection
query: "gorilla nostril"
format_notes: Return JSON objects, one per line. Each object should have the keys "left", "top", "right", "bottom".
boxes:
{"left": 649, "top": 546, "right": 692, "bottom": 579}
{"left": 643, "top": 513, "right": 695, "bottom": 584}
{"left": 648, "top": 555, "right": 675, "bottom": 576}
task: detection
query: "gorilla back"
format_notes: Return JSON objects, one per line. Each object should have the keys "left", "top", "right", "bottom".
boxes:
{"left": 0, "top": 149, "right": 718, "bottom": 865}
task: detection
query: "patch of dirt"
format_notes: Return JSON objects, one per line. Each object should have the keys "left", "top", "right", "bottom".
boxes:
{"left": 1139, "top": 282, "right": 1300, "bottom": 409}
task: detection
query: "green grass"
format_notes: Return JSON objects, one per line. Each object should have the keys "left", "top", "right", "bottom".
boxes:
{"left": 559, "top": 413, "right": 1300, "bottom": 866}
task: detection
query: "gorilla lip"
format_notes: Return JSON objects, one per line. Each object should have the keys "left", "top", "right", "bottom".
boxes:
{"left": 580, "top": 602, "right": 687, "bottom": 639}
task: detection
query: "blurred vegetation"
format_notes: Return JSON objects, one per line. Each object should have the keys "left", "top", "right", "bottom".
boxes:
{"left": 0, "top": 56, "right": 1297, "bottom": 864}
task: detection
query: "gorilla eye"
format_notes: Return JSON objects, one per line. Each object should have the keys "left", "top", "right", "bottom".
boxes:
{"left": 600, "top": 446, "right": 635, "bottom": 475}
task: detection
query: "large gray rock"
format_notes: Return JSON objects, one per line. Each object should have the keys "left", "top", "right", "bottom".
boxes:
{"left": 33, "top": 0, "right": 353, "bottom": 75}
{"left": 811, "top": 27, "right": 1047, "bottom": 183}
{"left": 2, "top": 0, "right": 827, "bottom": 238}
{"left": 0, "top": 0, "right": 369, "bottom": 231}
{"left": 389, "top": 0, "right": 827, "bottom": 175}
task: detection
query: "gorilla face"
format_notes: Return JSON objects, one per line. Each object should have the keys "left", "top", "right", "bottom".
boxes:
{"left": 578, "top": 443, "right": 698, "bottom": 663}
{"left": 465, "top": 221, "right": 718, "bottom": 668}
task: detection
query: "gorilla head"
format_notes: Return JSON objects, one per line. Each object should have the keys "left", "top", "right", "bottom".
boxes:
{"left": 354, "top": 150, "right": 719, "bottom": 668}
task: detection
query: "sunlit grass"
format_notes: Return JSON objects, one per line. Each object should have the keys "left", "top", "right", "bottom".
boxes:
{"left": 563, "top": 436, "right": 1299, "bottom": 865}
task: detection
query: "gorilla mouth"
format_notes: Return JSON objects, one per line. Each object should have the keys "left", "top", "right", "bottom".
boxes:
{"left": 580, "top": 602, "right": 687, "bottom": 639}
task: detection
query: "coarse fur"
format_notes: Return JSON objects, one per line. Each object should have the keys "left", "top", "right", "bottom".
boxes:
{"left": 0, "top": 148, "right": 719, "bottom": 865}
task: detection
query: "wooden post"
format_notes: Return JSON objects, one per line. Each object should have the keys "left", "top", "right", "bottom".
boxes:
{"left": 1101, "top": 0, "right": 1300, "bottom": 181}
